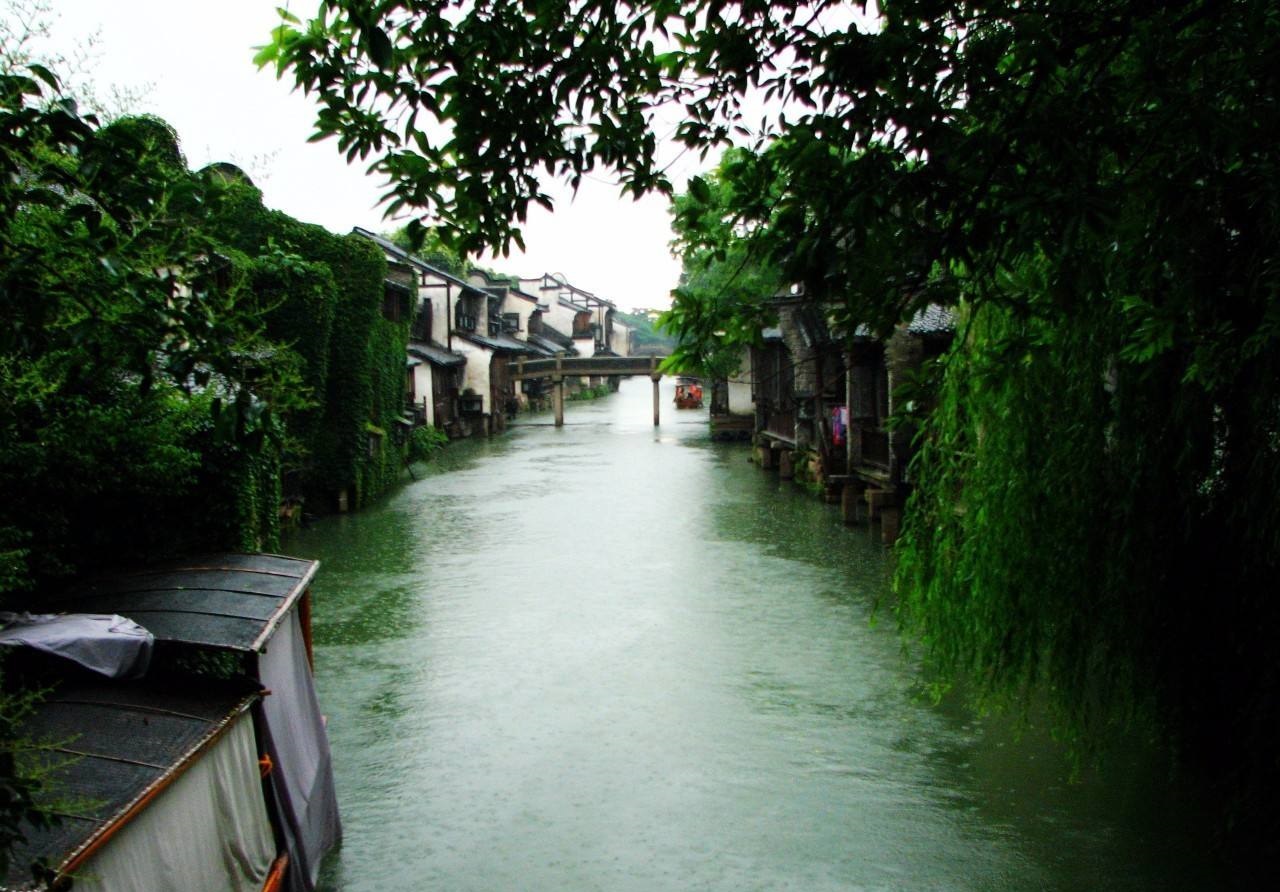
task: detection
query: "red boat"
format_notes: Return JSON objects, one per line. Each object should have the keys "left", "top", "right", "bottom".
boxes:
{"left": 674, "top": 379, "right": 704, "bottom": 409}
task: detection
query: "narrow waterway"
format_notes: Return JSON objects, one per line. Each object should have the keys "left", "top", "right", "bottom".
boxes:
{"left": 287, "top": 377, "right": 1223, "bottom": 891}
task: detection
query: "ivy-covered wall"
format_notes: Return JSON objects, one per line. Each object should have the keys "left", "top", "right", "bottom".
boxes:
{"left": 2, "top": 105, "right": 410, "bottom": 601}
{"left": 360, "top": 316, "right": 411, "bottom": 501}
{"left": 206, "top": 184, "right": 407, "bottom": 511}
{"left": 250, "top": 250, "right": 336, "bottom": 455}
{"left": 310, "top": 233, "right": 390, "bottom": 509}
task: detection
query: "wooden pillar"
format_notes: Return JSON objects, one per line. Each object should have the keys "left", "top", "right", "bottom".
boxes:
{"left": 554, "top": 352, "right": 565, "bottom": 427}
{"left": 841, "top": 482, "right": 860, "bottom": 525}
{"left": 881, "top": 506, "right": 902, "bottom": 545}
{"left": 650, "top": 356, "right": 660, "bottom": 427}
{"left": 845, "top": 352, "right": 857, "bottom": 473}
{"left": 865, "top": 488, "right": 888, "bottom": 521}
{"left": 760, "top": 443, "right": 777, "bottom": 470}
{"left": 779, "top": 450, "right": 795, "bottom": 480}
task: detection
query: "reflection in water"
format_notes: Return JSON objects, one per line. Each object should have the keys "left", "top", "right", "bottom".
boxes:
{"left": 287, "top": 377, "right": 1224, "bottom": 891}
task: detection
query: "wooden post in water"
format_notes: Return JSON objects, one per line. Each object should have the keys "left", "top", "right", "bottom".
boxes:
{"left": 651, "top": 356, "right": 661, "bottom": 427}
{"left": 554, "top": 352, "right": 565, "bottom": 427}
{"left": 841, "top": 481, "right": 862, "bottom": 525}
{"left": 880, "top": 506, "right": 901, "bottom": 545}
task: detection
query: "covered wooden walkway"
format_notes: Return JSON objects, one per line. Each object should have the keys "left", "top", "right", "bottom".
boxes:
{"left": 509, "top": 354, "right": 669, "bottom": 426}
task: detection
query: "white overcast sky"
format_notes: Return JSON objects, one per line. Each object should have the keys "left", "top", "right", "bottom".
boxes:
{"left": 33, "top": 0, "right": 688, "bottom": 312}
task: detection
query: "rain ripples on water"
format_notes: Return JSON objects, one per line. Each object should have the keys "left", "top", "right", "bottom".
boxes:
{"left": 288, "top": 377, "right": 1224, "bottom": 892}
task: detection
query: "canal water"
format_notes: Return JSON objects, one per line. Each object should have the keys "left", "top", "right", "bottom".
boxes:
{"left": 287, "top": 377, "right": 1225, "bottom": 891}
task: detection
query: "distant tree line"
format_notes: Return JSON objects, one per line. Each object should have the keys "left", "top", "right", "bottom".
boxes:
{"left": 616, "top": 310, "right": 676, "bottom": 355}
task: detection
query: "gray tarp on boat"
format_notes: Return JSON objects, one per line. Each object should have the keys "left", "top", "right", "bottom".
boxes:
{"left": 0, "top": 611, "right": 153, "bottom": 678}
{"left": 257, "top": 607, "right": 342, "bottom": 892}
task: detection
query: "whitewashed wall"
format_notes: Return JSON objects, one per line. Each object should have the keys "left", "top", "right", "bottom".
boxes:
{"left": 411, "top": 363, "right": 435, "bottom": 426}
{"left": 502, "top": 290, "right": 538, "bottom": 336}
{"left": 728, "top": 347, "right": 753, "bottom": 415}
{"left": 612, "top": 320, "right": 633, "bottom": 356}
{"left": 455, "top": 339, "right": 493, "bottom": 414}
{"left": 543, "top": 299, "right": 579, "bottom": 340}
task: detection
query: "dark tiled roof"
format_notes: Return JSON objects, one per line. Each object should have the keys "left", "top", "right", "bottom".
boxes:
{"left": 532, "top": 325, "right": 575, "bottom": 350}
{"left": 852, "top": 304, "right": 955, "bottom": 339}
{"left": 456, "top": 331, "right": 535, "bottom": 354}
{"left": 408, "top": 340, "right": 467, "bottom": 367}
{"left": 352, "top": 228, "right": 485, "bottom": 295}
{"left": 41, "top": 553, "right": 318, "bottom": 654}
{"left": 527, "top": 334, "right": 576, "bottom": 356}
{"left": 906, "top": 304, "right": 955, "bottom": 334}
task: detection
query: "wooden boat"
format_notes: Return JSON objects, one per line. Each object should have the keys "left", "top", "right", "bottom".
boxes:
{"left": 674, "top": 379, "right": 704, "bottom": 409}
{"left": 4, "top": 553, "right": 341, "bottom": 892}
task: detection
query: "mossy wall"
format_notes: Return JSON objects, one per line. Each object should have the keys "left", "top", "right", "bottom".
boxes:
{"left": 360, "top": 316, "right": 411, "bottom": 501}
{"left": 207, "top": 186, "right": 406, "bottom": 510}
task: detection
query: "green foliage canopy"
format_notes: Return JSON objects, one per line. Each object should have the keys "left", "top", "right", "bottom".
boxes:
{"left": 661, "top": 148, "right": 784, "bottom": 378}
{"left": 205, "top": 184, "right": 400, "bottom": 508}
{"left": 0, "top": 62, "right": 297, "bottom": 881}
{"left": 1, "top": 68, "right": 296, "bottom": 592}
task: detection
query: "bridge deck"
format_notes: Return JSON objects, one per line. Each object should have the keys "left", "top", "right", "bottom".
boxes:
{"left": 510, "top": 355, "right": 668, "bottom": 379}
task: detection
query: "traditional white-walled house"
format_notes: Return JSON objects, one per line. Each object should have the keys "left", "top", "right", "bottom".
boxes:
{"left": 708, "top": 345, "right": 755, "bottom": 440}
{"left": 467, "top": 269, "right": 539, "bottom": 344}
{"left": 466, "top": 271, "right": 563, "bottom": 411}
{"left": 845, "top": 305, "right": 954, "bottom": 492}
{"left": 355, "top": 230, "right": 472, "bottom": 434}
{"left": 743, "top": 293, "right": 954, "bottom": 541}
{"left": 519, "top": 273, "right": 629, "bottom": 391}
{"left": 520, "top": 274, "right": 580, "bottom": 343}
{"left": 519, "top": 273, "right": 625, "bottom": 355}
{"left": 611, "top": 317, "right": 634, "bottom": 357}
{"left": 355, "top": 234, "right": 639, "bottom": 430}
{"left": 356, "top": 228, "right": 538, "bottom": 436}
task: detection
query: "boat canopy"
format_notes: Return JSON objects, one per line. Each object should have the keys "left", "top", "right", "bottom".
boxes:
{"left": 41, "top": 553, "right": 318, "bottom": 654}
{"left": 9, "top": 553, "right": 340, "bottom": 892}
{"left": 2, "top": 679, "right": 273, "bottom": 892}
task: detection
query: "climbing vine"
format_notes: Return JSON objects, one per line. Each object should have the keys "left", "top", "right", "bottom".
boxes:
{"left": 206, "top": 184, "right": 401, "bottom": 510}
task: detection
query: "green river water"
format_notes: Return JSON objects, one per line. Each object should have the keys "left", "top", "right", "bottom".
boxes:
{"left": 286, "top": 376, "right": 1226, "bottom": 891}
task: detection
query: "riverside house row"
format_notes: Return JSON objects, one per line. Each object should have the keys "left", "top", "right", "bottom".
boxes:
{"left": 354, "top": 229, "right": 633, "bottom": 438}
{"left": 707, "top": 294, "right": 954, "bottom": 543}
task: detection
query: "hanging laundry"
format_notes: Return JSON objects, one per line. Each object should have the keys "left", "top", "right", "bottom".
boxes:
{"left": 831, "top": 406, "right": 848, "bottom": 445}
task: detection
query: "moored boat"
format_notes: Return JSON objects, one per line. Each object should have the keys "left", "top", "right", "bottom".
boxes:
{"left": 674, "top": 378, "right": 704, "bottom": 409}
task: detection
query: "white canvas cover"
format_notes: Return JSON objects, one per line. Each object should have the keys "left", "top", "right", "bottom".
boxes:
{"left": 72, "top": 711, "right": 275, "bottom": 892}
{"left": 0, "top": 612, "right": 152, "bottom": 678}
{"left": 258, "top": 607, "right": 342, "bottom": 892}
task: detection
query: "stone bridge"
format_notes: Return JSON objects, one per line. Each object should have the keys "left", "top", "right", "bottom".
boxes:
{"left": 509, "top": 354, "right": 670, "bottom": 426}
